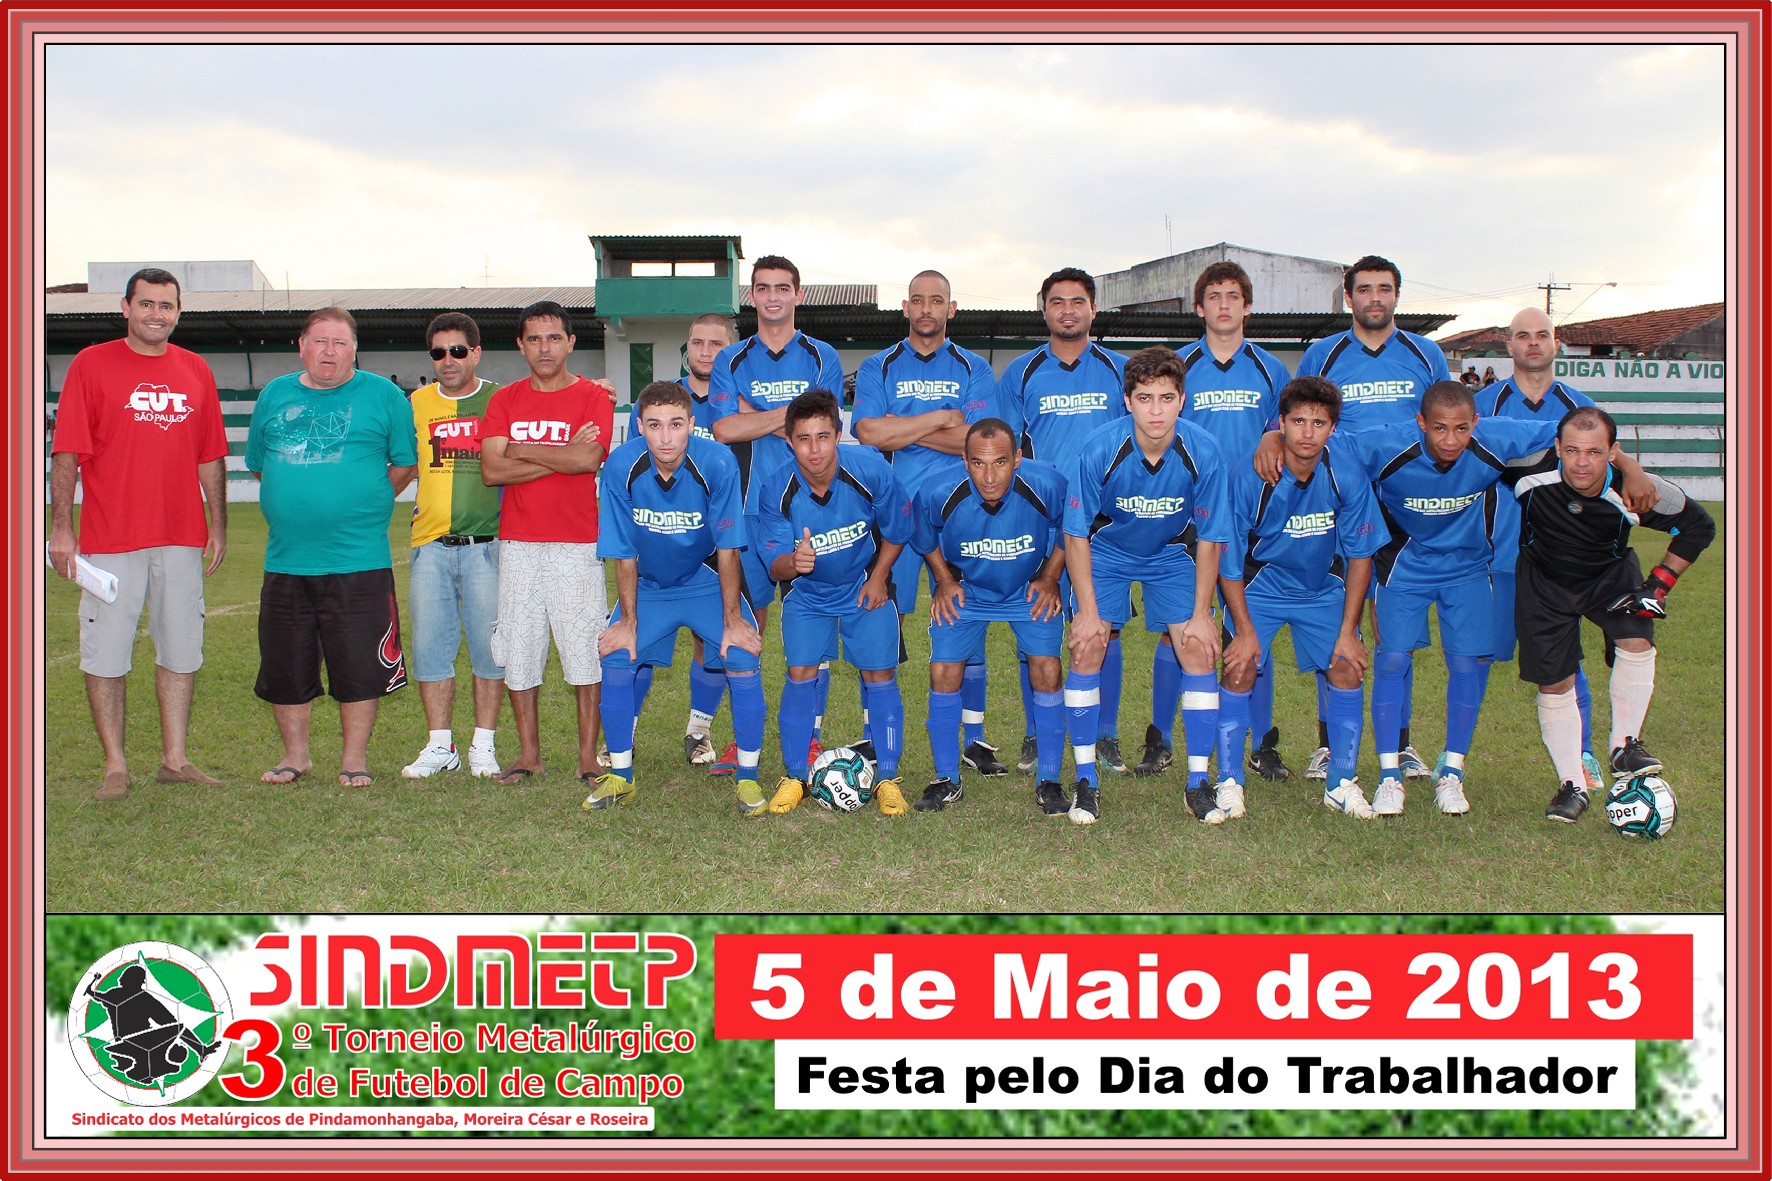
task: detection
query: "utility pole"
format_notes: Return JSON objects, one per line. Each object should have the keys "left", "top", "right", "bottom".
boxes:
{"left": 1538, "top": 272, "right": 1571, "bottom": 315}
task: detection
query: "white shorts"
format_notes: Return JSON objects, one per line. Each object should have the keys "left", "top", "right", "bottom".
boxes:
{"left": 491, "top": 540, "right": 606, "bottom": 691}
{"left": 79, "top": 546, "right": 206, "bottom": 678}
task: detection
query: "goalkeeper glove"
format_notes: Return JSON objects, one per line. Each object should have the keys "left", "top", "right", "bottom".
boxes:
{"left": 1607, "top": 564, "right": 1679, "bottom": 619}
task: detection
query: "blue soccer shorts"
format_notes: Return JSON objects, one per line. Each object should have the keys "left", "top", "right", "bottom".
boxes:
{"left": 599, "top": 585, "right": 761, "bottom": 674}
{"left": 1374, "top": 572, "right": 1493, "bottom": 656}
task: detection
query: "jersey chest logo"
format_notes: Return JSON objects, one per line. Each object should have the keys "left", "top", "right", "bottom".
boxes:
{"left": 126, "top": 383, "right": 194, "bottom": 429}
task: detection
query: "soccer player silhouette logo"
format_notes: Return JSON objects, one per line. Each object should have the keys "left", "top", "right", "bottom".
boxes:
{"left": 83, "top": 963, "right": 222, "bottom": 1087}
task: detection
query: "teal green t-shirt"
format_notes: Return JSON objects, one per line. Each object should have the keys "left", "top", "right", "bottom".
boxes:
{"left": 246, "top": 370, "right": 419, "bottom": 574}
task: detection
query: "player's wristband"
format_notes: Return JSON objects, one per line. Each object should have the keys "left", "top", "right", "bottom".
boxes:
{"left": 1645, "top": 564, "right": 1679, "bottom": 603}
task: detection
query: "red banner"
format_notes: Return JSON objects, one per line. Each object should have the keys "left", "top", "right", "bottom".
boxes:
{"left": 715, "top": 934, "right": 1692, "bottom": 1040}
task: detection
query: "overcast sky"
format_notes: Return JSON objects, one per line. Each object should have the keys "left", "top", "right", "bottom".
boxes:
{"left": 44, "top": 41, "right": 1727, "bottom": 335}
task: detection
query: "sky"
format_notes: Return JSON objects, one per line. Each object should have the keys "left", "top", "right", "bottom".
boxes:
{"left": 43, "top": 40, "right": 1728, "bottom": 337}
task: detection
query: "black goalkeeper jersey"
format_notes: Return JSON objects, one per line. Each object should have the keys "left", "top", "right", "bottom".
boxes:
{"left": 1504, "top": 457, "right": 1715, "bottom": 584}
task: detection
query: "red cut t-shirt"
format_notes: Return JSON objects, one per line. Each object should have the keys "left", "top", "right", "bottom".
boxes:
{"left": 52, "top": 339, "right": 229, "bottom": 554}
{"left": 480, "top": 376, "right": 614, "bottom": 543}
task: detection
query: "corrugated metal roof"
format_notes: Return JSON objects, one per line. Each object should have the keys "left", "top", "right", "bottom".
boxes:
{"left": 1437, "top": 303, "right": 1725, "bottom": 355}
{"left": 740, "top": 284, "right": 876, "bottom": 308}
{"left": 45, "top": 287, "right": 600, "bottom": 314}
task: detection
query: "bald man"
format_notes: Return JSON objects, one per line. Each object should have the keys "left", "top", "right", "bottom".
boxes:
{"left": 1476, "top": 307, "right": 1655, "bottom": 791}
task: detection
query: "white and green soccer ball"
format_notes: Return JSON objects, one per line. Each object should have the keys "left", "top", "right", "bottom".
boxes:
{"left": 809, "top": 746, "right": 876, "bottom": 812}
{"left": 1606, "top": 773, "right": 1678, "bottom": 839}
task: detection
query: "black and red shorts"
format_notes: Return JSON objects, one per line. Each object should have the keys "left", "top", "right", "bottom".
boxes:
{"left": 255, "top": 569, "right": 408, "bottom": 704}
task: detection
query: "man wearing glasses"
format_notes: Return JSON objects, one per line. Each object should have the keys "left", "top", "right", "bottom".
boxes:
{"left": 401, "top": 312, "right": 507, "bottom": 781}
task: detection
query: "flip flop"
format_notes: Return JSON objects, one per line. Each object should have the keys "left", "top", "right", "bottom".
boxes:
{"left": 95, "top": 771, "right": 131, "bottom": 802}
{"left": 495, "top": 767, "right": 537, "bottom": 785}
{"left": 157, "top": 763, "right": 223, "bottom": 786}
{"left": 338, "top": 769, "right": 374, "bottom": 788}
{"left": 259, "top": 766, "right": 306, "bottom": 785}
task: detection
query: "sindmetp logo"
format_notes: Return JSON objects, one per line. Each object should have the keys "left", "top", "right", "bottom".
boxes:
{"left": 67, "top": 942, "right": 233, "bottom": 1106}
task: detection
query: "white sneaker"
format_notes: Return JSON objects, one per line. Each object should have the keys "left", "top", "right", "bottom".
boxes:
{"left": 1372, "top": 780, "right": 1406, "bottom": 816}
{"left": 1434, "top": 773, "right": 1471, "bottom": 815}
{"left": 1304, "top": 745, "right": 1331, "bottom": 780}
{"left": 402, "top": 741, "right": 460, "bottom": 779}
{"left": 1323, "top": 778, "right": 1375, "bottom": 820}
{"left": 1211, "top": 776, "right": 1246, "bottom": 823}
{"left": 467, "top": 744, "right": 500, "bottom": 779}
{"left": 1399, "top": 744, "right": 1432, "bottom": 779}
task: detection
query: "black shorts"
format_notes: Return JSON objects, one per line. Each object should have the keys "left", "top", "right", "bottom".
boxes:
{"left": 255, "top": 569, "right": 409, "bottom": 704}
{"left": 1515, "top": 554, "right": 1654, "bottom": 686}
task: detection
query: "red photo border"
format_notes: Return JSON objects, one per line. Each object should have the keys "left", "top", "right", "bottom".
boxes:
{"left": 6, "top": 2, "right": 1762, "bottom": 1176}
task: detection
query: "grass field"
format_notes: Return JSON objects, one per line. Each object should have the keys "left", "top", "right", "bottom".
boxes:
{"left": 43, "top": 505, "right": 1728, "bottom": 914}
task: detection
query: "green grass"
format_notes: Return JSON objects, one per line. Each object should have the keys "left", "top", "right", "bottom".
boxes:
{"left": 44, "top": 505, "right": 1727, "bottom": 914}
{"left": 49, "top": 912, "right": 1696, "bottom": 1138}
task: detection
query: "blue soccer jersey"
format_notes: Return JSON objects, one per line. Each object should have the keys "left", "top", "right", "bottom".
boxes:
{"left": 1296, "top": 328, "right": 1451, "bottom": 433}
{"left": 1063, "top": 418, "right": 1234, "bottom": 567}
{"left": 626, "top": 377, "right": 718, "bottom": 446}
{"left": 996, "top": 342, "right": 1127, "bottom": 466}
{"left": 1177, "top": 338, "right": 1289, "bottom": 462}
{"left": 758, "top": 444, "right": 915, "bottom": 616}
{"left": 597, "top": 435, "right": 746, "bottom": 598}
{"left": 1221, "top": 445, "right": 1389, "bottom": 598}
{"left": 708, "top": 330, "right": 844, "bottom": 497}
{"left": 1476, "top": 378, "right": 1593, "bottom": 575}
{"left": 1339, "top": 417, "right": 1558, "bottom": 591}
{"left": 852, "top": 338, "right": 998, "bottom": 498}
{"left": 912, "top": 458, "right": 1066, "bottom": 613}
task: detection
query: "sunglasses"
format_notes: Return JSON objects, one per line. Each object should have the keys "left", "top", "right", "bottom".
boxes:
{"left": 429, "top": 344, "right": 472, "bottom": 360}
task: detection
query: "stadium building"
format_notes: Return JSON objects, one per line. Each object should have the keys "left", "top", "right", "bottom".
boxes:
{"left": 51, "top": 235, "right": 1733, "bottom": 499}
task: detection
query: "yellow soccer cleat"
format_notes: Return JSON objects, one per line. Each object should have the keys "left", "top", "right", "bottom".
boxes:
{"left": 581, "top": 772, "right": 636, "bottom": 811}
{"left": 874, "top": 778, "right": 908, "bottom": 816}
{"left": 737, "top": 779, "right": 767, "bottom": 818}
{"left": 768, "top": 776, "right": 805, "bottom": 814}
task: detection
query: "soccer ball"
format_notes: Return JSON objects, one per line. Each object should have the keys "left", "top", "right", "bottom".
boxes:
{"left": 808, "top": 746, "right": 876, "bottom": 812}
{"left": 1605, "top": 774, "right": 1677, "bottom": 839}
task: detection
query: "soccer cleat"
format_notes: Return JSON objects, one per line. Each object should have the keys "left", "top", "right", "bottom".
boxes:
{"left": 1214, "top": 777, "right": 1247, "bottom": 821}
{"left": 685, "top": 732, "right": 717, "bottom": 766}
{"left": 914, "top": 777, "right": 964, "bottom": 812}
{"left": 709, "top": 742, "right": 740, "bottom": 776}
{"left": 1610, "top": 736, "right": 1663, "bottom": 778}
{"left": 402, "top": 741, "right": 461, "bottom": 779}
{"left": 1399, "top": 745, "right": 1432, "bottom": 779}
{"left": 736, "top": 779, "right": 767, "bottom": 818}
{"left": 1017, "top": 735, "right": 1038, "bottom": 774}
{"left": 846, "top": 738, "right": 876, "bottom": 763}
{"left": 1247, "top": 728, "right": 1293, "bottom": 781}
{"left": 467, "top": 745, "right": 500, "bottom": 779}
{"left": 1068, "top": 780, "right": 1100, "bottom": 825}
{"left": 768, "top": 776, "right": 805, "bottom": 814}
{"left": 1304, "top": 745, "right": 1331, "bottom": 780}
{"left": 1185, "top": 783, "right": 1219, "bottom": 822}
{"left": 1133, "top": 724, "right": 1173, "bottom": 777}
{"left": 962, "top": 740, "right": 1008, "bottom": 777}
{"left": 874, "top": 778, "right": 909, "bottom": 816}
{"left": 1546, "top": 780, "right": 1590, "bottom": 823}
{"left": 1034, "top": 779, "right": 1070, "bottom": 816}
{"left": 1581, "top": 751, "right": 1605, "bottom": 794}
{"left": 807, "top": 737, "right": 824, "bottom": 768}
{"left": 1096, "top": 736, "right": 1129, "bottom": 774}
{"left": 1372, "top": 780, "right": 1406, "bottom": 817}
{"left": 1434, "top": 773, "right": 1471, "bottom": 815}
{"left": 1324, "top": 777, "right": 1376, "bottom": 820}
{"left": 580, "top": 772, "right": 636, "bottom": 811}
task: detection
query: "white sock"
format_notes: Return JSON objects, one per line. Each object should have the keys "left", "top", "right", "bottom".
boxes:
{"left": 470, "top": 727, "right": 496, "bottom": 751}
{"left": 686, "top": 710, "right": 714, "bottom": 737}
{"left": 429, "top": 728, "right": 453, "bottom": 749}
{"left": 1537, "top": 689, "right": 1587, "bottom": 789}
{"left": 1608, "top": 647, "right": 1657, "bottom": 752}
